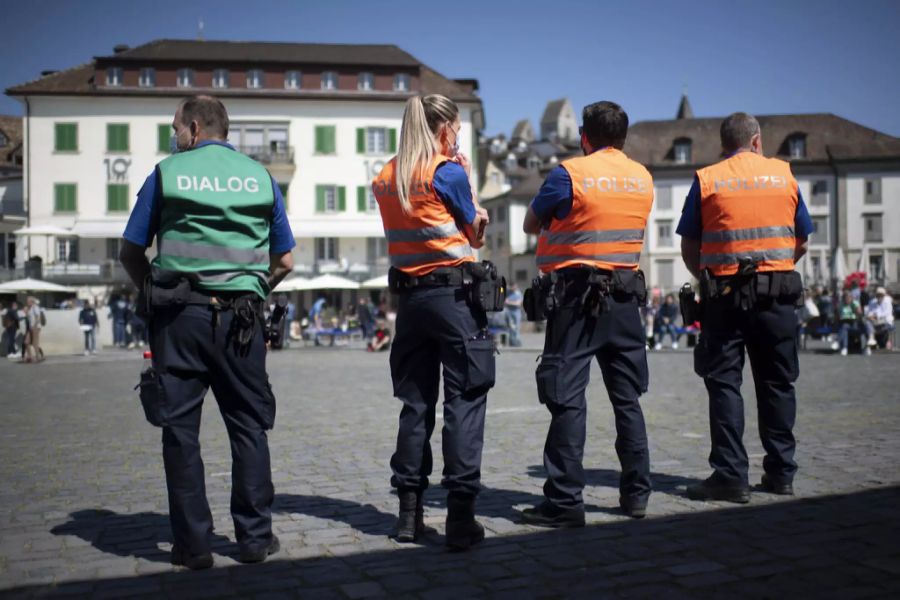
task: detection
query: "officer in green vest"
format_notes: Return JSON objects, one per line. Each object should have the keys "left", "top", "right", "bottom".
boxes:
{"left": 120, "top": 95, "right": 295, "bottom": 570}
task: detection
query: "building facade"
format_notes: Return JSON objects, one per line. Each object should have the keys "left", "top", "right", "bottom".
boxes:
{"left": 5, "top": 39, "right": 484, "bottom": 288}
{"left": 0, "top": 115, "right": 24, "bottom": 275}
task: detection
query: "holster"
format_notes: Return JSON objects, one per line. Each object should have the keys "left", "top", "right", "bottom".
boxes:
{"left": 679, "top": 282, "right": 700, "bottom": 324}
{"left": 701, "top": 261, "right": 803, "bottom": 311}
{"left": 527, "top": 267, "right": 646, "bottom": 320}
{"left": 135, "top": 366, "right": 165, "bottom": 427}
{"left": 465, "top": 261, "right": 506, "bottom": 312}
{"left": 267, "top": 296, "right": 288, "bottom": 347}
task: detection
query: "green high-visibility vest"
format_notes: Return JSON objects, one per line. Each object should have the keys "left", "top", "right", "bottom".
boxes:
{"left": 155, "top": 144, "right": 273, "bottom": 299}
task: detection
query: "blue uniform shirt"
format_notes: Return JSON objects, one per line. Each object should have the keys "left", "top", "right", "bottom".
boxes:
{"left": 675, "top": 175, "right": 814, "bottom": 241}
{"left": 123, "top": 141, "right": 296, "bottom": 253}
{"left": 529, "top": 148, "right": 610, "bottom": 222}
{"left": 433, "top": 161, "right": 476, "bottom": 224}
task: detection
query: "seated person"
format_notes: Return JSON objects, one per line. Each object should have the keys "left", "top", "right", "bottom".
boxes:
{"left": 864, "top": 287, "right": 895, "bottom": 353}
{"left": 836, "top": 290, "right": 862, "bottom": 356}
{"left": 655, "top": 294, "right": 680, "bottom": 350}
{"left": 368, "top": 320, "right": 392, "bottom": 352}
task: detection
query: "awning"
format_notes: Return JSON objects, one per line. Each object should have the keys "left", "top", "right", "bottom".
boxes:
{"left": 361, "top": 274, "right": 389, "bottom": 289}
{"left": 70, "top": 220, "right": 128, "bottom": 239}
{"left": 272, "top": 277, "right": 309, "bottom": 292}
{"left": 293, "top": 274, "right": 360, "bottom": 290}
{"left": 0, "top": 278, "right": 77, "bottom": 293}
{"left": 13, "top": 225, "right": 75, "bottom": 237}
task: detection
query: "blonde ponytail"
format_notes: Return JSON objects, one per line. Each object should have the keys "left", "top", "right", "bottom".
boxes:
{"left": 396, "top": 94, "right": 459, "bottom": 213}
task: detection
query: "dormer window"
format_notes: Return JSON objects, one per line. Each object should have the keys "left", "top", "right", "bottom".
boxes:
{"left": 247, "top": 69, "right": 264, "bottom": 89}
{"left": 212, "top": 69, "right": 230, "bottom": 89}
{"left": 505, "top": 152, "right": 517, "bottom": 170}
{"left": 0, "top": 131, "right": 7, "bottom": 147}
{"left": 285, "top": 71, "right": 301, "bottom": 90}
{"left": 176, "top": 68, "right": 194, "bottom": 88}
{"left": 321, "top": 71, "right": 338, "bottom": 90}
{"left": 393, "top": 73, "right": 410, "bottom": 92}
{"left": 106, "top": 67, "right": 123, "bottom": 86}
{"left": 358, "top": 72, "right": 374, "bottom": 91}
{"left": 788, "top": 133, "right": 807, "bottom": 159}
{"left": 138, "top": 68, "right": 155, "bottom": 87}
{"left": 673, "top": 138, "right": 692, "bottom": 164}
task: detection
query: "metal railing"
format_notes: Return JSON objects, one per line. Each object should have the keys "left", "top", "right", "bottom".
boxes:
{"left": 236, "top": 145, "right": 294, "bottom": 165}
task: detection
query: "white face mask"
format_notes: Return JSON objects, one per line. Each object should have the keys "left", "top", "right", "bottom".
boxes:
{"left": 449, "top": 136, "right": 460, "bottom": 157}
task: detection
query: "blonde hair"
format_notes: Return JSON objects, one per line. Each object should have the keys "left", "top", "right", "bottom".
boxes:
{"left": 395, "top": 94, "right": 459, "bottom": 213}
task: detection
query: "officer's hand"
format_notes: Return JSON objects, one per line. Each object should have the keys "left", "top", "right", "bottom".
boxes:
{"left": 453, "top": 152, "right": 472, "bottom": 178}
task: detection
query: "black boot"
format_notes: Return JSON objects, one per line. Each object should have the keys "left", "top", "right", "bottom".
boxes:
{"left": 445, "top": 492, "right": 484, "bottom": 551}
{"left": 395, "top": 490, "right": 424, "bottom": 542}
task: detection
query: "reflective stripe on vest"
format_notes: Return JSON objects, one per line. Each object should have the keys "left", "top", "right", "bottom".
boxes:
{"left": 155, "top": 144, "right": 273, "bottom": 299}
{"left": 696, "top": 152, "right": 798, "bottom": 276}
{"left": 535, "top": 148, "right": 653, "bottom": 273}
{"left": 373, "top": 155, "right": 475, "bottom": 276}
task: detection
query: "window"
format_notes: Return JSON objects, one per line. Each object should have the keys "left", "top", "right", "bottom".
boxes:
{"left": 358, "top": 186, "right": 378, "bottom": 212}
{"left": 138, "top": 68, "right": 155, "bottom": 87}
{"left": 315, "top": 185, "right": 345, "bottom": 212}
{"left": 811, "top": 216, "right": 829, "bottom": 245}
{"left": 316, "top": 238, "right": 338, "bottom": 261}
{"left": 54, "top": 123, "right": 77, "bottom": 152}
{"left": 358, "top": 127, "right": 396, "bottom": 154}
{"left": 869, "top": 255, "right": 884, "bottom": 281}
{"left": 864, "top": 214, "right": 883, "bottom": 242}
{"left": 655, "top": 185, "right": 672, "bottom": 210}
{"left": 107, "top": 184, "right": 129, "bottom": 212}
{"left": 106, "top": 238, "right": 121, "bottom": 261}
{"left": 788, "top": 134, "right": 806, "bottom": 159}
{"left": 107, "top": 124, "right": 129, "bottom": 152}
{"left": 810, "top": 256, "right": 821, "bottom": 281}
{"left": 656, "top": 259, "right": 674, "bottom": 290}
{"left": 314, "top": 125, "right": 336, "bottom": 154}
{"left": 393, "top": 73, "right": 410, "bottom": 91}
{"left": 57, "top": 238, "right": 78, "bottom": 263}
{"left": 515, "top": 270, "right": 528, "bottom": 284}
{"left": 158, "top": 123, "right": 171, "bottom": 153}
{"left": 367, "top": 237, "right": 388, "bottom": 262}
{"left": 496, "top": 206, "right": 507, "bottom": 223}
{"left": 864, "top": 178, "right": 881, "bottom": 204}
{"left": 0, "top": 131, "right": 6, "bottom": 147}
{"left": 105, "top": 67, "right": 122, "bottom": 86}
{"left": 657, "top": 220, "right": 673, "bottom": 247}
{"left": 212, "top": 69, "right": 230, "bottom": 88}
{"left": 811, "top": 180, "right": 829, "bottom": 206}
{"left": 489, "top": 172, "right": 501, "bottom": 186}
{"left": 358, "top": 72, "right": 374, "bottom": 91}
{"left": 54, "top": 183, "right": 77, "bottom": 212}
{"left": 285, "top": 70, "right": 301, "bottom": 90}
{"left": 247, "top": 69, "right": 264, "bottom": 89}
{"left": 321, "top": 71, "right": 338, "bottom": 90}
{"left": 176, "top": 68, "right": 193, "bottom": 87}
{"left": 673, "top": 138, "right": 692, "bottom": 164}
{"left": 496, "top": 233, "right": 505, "bottom": 250}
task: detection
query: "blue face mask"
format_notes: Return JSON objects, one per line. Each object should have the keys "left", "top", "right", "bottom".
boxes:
{"left": 449, "top": 130, "right": 460, "bottom": 157}
{"left": 168, "top": 135, "right": 180, "bottom": 154}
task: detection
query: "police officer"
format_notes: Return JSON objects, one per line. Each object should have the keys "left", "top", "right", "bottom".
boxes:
{"left": 678, "top": 112, "right": 813, "bottom": 503}
{"left": 120, "top": 95, "right": 295, "bottom": 569}
{"left": 372, "top": 94, "right": 494, "bottom": 550}
{"left": 520, "top": 101, "right": 654, "bottom": 527}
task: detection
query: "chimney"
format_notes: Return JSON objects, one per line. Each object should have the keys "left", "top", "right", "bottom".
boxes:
{"left": 41, "top": 70, "right": 58, "bottom": 77}
{"left": 113, "top": 44, "right": 130, "bottom": 54}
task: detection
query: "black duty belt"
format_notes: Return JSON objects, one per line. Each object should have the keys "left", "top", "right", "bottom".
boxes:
{"left": 388, "top": 266, "right": 469, "bottom": 290}
{"left": 388, "top": 263, "right": 507, "bottom": 312}
{"left": 525, "top": 267, "right": 647, "bottom": 321}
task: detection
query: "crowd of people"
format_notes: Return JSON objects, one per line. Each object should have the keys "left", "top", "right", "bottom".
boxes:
{"left": 1, "top": 297, "right": 46, "bottom": 363}
{"left": 799, "top": 283, "right": 896, "bottom": 355}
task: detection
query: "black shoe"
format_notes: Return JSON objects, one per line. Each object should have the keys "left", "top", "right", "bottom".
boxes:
{"left": 687, "top": 477, "right": 750, "bottom": 504}
{"left": 395, "top": 490, "right": 425, "bottom": 543}
{"left": 519, "top": 501, "right": 586, "bottom": 528}
{"left": 619, "top": 496, "right": 648, "bottom": 519}
{"left": 445, "top": 492, "right": 485, "bottom": 551}
{"left": 760, "top": 474, "right": 794, "bottom": 495}
{"left": 170, "top": 546, "right": 213, "bottom": 570}
{"left": 238, "top": 535, "right": 280, "bottom": 564}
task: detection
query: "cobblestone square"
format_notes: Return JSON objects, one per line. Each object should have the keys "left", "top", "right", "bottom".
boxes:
{"left": 1, "top": 343, "right": 899, "bottom": 598}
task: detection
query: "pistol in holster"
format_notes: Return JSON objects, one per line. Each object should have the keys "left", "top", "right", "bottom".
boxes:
{"left": 679, "top": 282, "right": 700, "bottom": 325}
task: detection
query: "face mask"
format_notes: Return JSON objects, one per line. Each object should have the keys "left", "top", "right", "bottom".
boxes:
{"left": 449, "top": 131, "right": 460, "bottom": 157}
{"left": 169, "top": 136, "right": 180, "bottom": 154}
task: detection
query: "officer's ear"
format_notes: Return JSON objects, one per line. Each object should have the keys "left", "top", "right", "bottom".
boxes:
{"left": 750, "top": 133, "right": 763, "bottom": 154}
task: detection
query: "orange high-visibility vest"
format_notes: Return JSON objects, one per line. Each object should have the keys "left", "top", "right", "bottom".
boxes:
{"left": 696, "top": 152, "right": 798, "bottom": 276}
{"left": 535, "top": 148, "right": 653, "bottom": 273}
{"left": 373, "top": 155, "right": 475, "bottom": 276}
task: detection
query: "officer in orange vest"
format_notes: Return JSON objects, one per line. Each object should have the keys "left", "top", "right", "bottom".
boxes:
{"left": 373, "top": 94, "right": 501, "bottom": 551}
{"left": 679, "top": 112, "right": 813, "bottom": 503}
{"left": 520, "top": 101, "right": 654, "bottom": 527}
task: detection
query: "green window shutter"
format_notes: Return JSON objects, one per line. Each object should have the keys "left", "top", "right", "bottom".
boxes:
{"left": 337, "top": 186, "right": 346, "bottom": 211}
{"left": 356, "top": 128, "right": 366, "bottom": 153}
{"left": 388, "top": 128, "right": 397, "bottom": 153}
{"left": 107, "top": 124, "right": 129, "bottom": 152}
{"left": 55, "top": 184, "right": 76, "bottom": 212}
{"left": 357, "top": 186, "right": 367, "bottom": 212}
{"left": 107, "top": 184, "right": 128, "bottom": 212}
{"left": 315, "top": 185, "right": 325, "bottom": 212}
{"left": 325, "top": 126, "right": 336, "bottom": 153}
{"left": 315, "top": 126, "right": 336, "bottom": 154}
{"left": 55, "top": 123, "right": 77, "bottom": 151}
{"left": 157, "top": 124, "right": 170, "bottom": 153}
{"left": 314, "top": 126, "right": 323, "bottom": 153}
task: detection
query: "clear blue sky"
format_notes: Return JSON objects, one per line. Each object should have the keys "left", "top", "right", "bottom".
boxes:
{"left": 3, "top": 0, "right": 899, "bottom": 136}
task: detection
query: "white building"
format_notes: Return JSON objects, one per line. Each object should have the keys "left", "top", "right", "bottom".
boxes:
{"left": 5, "top": 39, "right": 484, "bottom": 288}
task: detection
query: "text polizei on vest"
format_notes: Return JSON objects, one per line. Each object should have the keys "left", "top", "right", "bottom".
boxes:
{"left": 373, "top": 180, "right": 433, "bottom": 196}
{"left": 176, "top": 175, "right": 261, "bottom": 193}
{"left": 713, "top": 175, "right": 788, "bottom": 192}
{"left": 580, "top": 176, "right": 649, "bottom": 194}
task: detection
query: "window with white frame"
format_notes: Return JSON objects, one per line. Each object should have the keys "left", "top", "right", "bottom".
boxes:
{"left": 656, "top": 260, "right": 674, "bottom": 289}
{"left": 811, "top": 216, "right": 829, "bottom": 245}
{"left": 284, "top": 70, "right": 301, "bottom": 90}
{"left": 212, "top": 69, "right": 230, "bottom": 88}
{"left": 367, "top": 237, "right": 388, "bottom": 262}
{"left": 358, "top": 72, "right": 374, "bottom": 91}
{"left": 57, "top": 238, "right": 79, "bottom": 263}
{"left": 176, "top": 68, "right": 194, "bottom": 88}
{"left": 864, "top": 213, "right": 883, "bottom": 242}
{"left": 138, "top": 68, "right": 155, "bottom": 87}
{"left": 316, "top": 237, "right": 338, "bottom": 261}
{"left": 869, "top": 255, "right": 884, "bottom": 281}
{"left": 811, "top": 179, "right": 829, "bottom": 206}
{"left": 864, "top": 178, "right": 882, "bottom": 204}
{"left": 366, "top": 127, "right": 387, "bottom": 154}
{"left": 788, "top": 134, "right": 807, "bottom": 159}
{"left": 393, "top": 73, "right": 410, "bottom": 91}
{"left": 323, "top": 186, "right": 337, "bottom": 212}
{"left": 367, "top": 187, "right": 378, "bottom": 212}
{"left": 673, "top": 139, "right": 692, "bottom": 164}
{"left": 655, "top": 185, "right": 672, "bottom": 210}
{"left": 106, "top": 67, "right": 123, "bottom": 86}
{"left": 657, "top": 220, "right": 673, "bottom": 247}
{"left": 321, "top": 71, "right": 338, "bottom": 90}
{"left": 247, "top": 69, "right": 264, "bottom": 89}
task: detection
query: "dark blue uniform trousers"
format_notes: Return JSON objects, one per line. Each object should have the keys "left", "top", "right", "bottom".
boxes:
{"left": 150, "top": 303, "right": 275, "bottom": 557}
{"left": 389, "top": 286, "right": 493, "bottom": 496}
{"left": 536, "top": 292, "right": 651, "bottom": 510}
{"left": 695, "top": 297, "right": 799, "bottom": 487}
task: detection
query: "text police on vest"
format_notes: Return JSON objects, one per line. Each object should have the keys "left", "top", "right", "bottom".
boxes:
{"left": 176, "top": 175, "right": 261, "bottom": 193}
{"left": 581, "top": 176, "right": 648, "bottom": 194}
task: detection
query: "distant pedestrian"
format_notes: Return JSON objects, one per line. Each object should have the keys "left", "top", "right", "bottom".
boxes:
{"left": 3, "top": 301, "right": 19, "bottom": 356}
{"left": 109, "top": 295, "right": 128, "bottom": 347}
{"left": 79, "top": 300, "right": 99, "bottom": 355}
{"left": 357, "top": 297, "right": 375, "bottom": 341}
{"left": 504, "top": 283, "right": 523, "bottom": 347}
{"left": 23, "top": 296, "right": 44, "bottom": 363}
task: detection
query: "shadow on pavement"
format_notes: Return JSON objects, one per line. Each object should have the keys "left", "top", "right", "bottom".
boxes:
{"left": 526, "top": 464, "right": 703, "bottom": 495}
{"left": 23, "top": 486, "right": 899, "bottom": 598}
{"left": 273, "top": 494, "right": 396, "bottom": 537}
